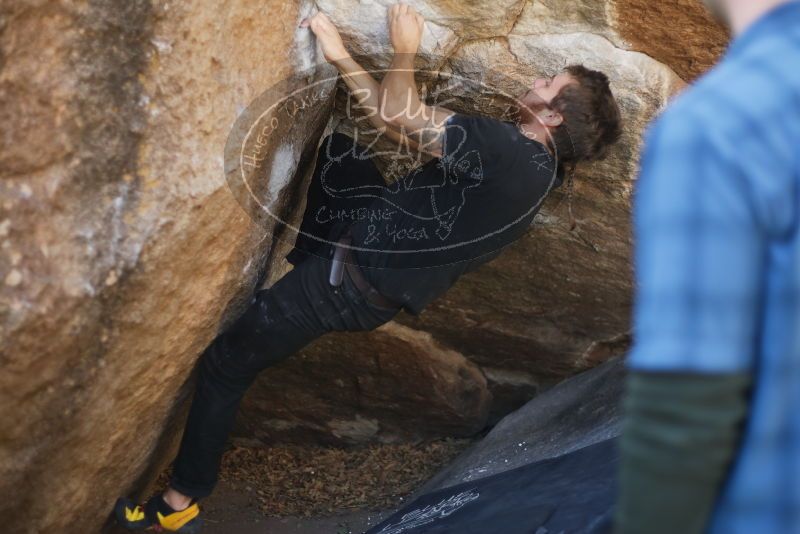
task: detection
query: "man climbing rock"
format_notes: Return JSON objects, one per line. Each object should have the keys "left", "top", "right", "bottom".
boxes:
{"left": 115, "top": 3, "right": 621, "bottom": 531}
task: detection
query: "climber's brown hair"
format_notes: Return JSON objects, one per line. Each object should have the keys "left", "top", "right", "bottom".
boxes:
{"left": 549, "top": 64, "right": 622, "bottom": 164}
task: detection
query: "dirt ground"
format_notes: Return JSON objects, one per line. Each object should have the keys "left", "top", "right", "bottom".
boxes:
{"left": 198, "top": 477, "right": 396, "bottom": 534}
{"left": 152, "top": 436, "right": 479, "bottom": 533}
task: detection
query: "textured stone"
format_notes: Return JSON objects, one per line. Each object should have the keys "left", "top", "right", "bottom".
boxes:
{"left": 614, "top": 0, "right": 728, "bottom": 81}
{"left": 0, "top": 0, "right": 728, "bottom": 531}
{"left": 232, "top": 0, "right": 717, "bottom": 445}
{"left": 1, "top": 1, "right": 334, "bottom": 532}
{"left": 234, "top": 321, "right": 491, "bottom": 446}
{"left": 316, "top": 0, "right": 464, "bottom": 63}
{"left": 389, "top": 31, "right": 683, "bottom": 389}
{"left": 512, "top": 0, "right": 623, "bottom": 46}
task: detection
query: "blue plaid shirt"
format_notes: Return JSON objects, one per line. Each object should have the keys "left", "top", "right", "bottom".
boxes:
{"left": 627, "top": 2, "right": 800, "bottom": 532}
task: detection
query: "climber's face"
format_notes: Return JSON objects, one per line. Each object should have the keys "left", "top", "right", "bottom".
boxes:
{"left": 530, "top": 72, "right": 575, "bottom": 104}
{"left": 519, "top": 72, "right": 576, "bottom": 111}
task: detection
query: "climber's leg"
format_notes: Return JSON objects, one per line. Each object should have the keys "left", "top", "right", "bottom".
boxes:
{"left": 168, "top": 252, "right": 399, "bottom": 499}
{"left": 167, "top": 259, "right": 329, "bottom": 499}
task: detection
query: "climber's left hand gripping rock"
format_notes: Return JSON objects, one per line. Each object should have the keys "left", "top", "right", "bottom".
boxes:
{"left": 387, "top": 2, "right": 424, "bottom": 55}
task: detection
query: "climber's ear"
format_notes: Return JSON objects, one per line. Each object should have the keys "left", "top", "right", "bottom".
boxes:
{"left": 538, "top": 108, "right": 563, "bottom": 128}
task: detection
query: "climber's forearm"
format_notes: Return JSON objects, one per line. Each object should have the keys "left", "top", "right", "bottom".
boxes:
{"left": 332, "top": 55, "right": 419, "bottom": 148}
{"left": 331, "top": 56, "right": 383, "bottom": 129}
{"left": 378, "top": 53, "right": 422, "bottom": 126}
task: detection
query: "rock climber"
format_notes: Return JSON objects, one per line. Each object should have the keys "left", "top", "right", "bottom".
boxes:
{"left": 115, "top": 2, "right": 621, "bottom": 531}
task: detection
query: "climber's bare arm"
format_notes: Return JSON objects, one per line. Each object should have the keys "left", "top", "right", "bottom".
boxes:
{"left": 379, "top": 54, "right": 454, "bottom": 158}
{"left": 379, "top": 3, "right": 454, "bottom": 158}
{"left": 332, "top": 55, "right": 423, "bottom": 150}
{"left": 300, "top": 12, "right": 420, "bottom": 150}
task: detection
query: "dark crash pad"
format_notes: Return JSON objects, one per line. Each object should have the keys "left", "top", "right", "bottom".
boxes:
{"left": 365, "top": 357, "right": 625, "bottom": 534}
{"left": 365, "top": 439, "right": 616, "bottom": 534}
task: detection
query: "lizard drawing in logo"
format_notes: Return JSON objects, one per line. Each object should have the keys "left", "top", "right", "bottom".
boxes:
{"left": 316, "top": 122, "right": 483, "bottom": 242}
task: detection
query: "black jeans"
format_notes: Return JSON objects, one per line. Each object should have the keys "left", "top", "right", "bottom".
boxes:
{"left": 168, "top": 252, "right": 400, "bottom": 498}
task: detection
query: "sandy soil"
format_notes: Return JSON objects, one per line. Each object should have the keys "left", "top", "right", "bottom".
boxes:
{"left": 199, "top": 477, "right": 398, "bottom": 534}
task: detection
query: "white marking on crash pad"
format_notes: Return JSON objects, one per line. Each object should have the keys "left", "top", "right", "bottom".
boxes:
{"left": 376, "top": 489, "right": 481, "bottom": 534}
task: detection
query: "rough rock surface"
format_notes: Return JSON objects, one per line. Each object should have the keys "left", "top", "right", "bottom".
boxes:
{"left": 0, "top": 0, "right": 727, "bottom": 532}
{"left": 1, "top": 1, "right": 334, "bottom": 532}
{"left": 240, "top": 0, "right": 724, "bottom": 445}
{"left": 234, "top": 322, "right": 492, "bottom": 446}
{"left": 615, "top": 0, "right": 729, "bottom": 81}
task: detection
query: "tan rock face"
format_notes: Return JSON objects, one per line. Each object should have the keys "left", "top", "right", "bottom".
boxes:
{"left": 615, "top": 0, "right": 728, "bottom": 81}
{"left": 0, "top": 0, "right": 727, "bottom": 531}
{"left": 235, "top": 322, "right": 491, "bottom": 446}
{"left": 394, "top": 29, "right": 684, "bottom": 385}
{"left": 1, "top": 0, "right": 334, "bottom": 532}
{"left": 241, "top": 0, "right": 707, "bottom": 445}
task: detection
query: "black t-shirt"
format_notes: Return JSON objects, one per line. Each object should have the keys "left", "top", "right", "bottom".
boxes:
{"left": 346, "top": 112, "right": 563, "bottom": 315}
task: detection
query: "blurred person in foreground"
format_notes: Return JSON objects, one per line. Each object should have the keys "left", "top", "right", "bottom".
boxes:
{"left": 615, "top": 1, "right": 800, "bottom": 533}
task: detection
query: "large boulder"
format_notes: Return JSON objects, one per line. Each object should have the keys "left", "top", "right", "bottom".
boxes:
{"left": 0, "top": 0, "right": 728, "bottom": 531}
{"left": 236, "top": 0, "right": 723, "bottom": 445}
{"left": 234, "top": 322, "right": 492, "bottom": 446}
{"left": 1, "top": 0, "right": 334, "bottom": 532}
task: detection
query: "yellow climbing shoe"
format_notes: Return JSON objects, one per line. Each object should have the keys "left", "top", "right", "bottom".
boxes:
{"left": 114, "top": 493, "right": 202, "bottom": 532}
